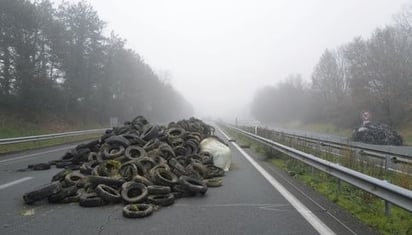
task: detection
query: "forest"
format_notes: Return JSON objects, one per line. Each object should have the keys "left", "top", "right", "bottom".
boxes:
{"left": 0, "top": 0, "right": 193, "bottom": 127}
{"left": 252, "top": 5, "right": 412, "bottom": 129}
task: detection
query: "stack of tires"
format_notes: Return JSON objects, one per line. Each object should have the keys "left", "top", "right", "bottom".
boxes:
{"left": 23, "top": 116, "right": 225, "bottom": 218}
{"left": 351, "top": 122, "right": 403, "bottom": 146}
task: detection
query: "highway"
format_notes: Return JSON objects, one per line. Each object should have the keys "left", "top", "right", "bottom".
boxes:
{"left": 0, "top": 128, "right": 378, "bottom": 235}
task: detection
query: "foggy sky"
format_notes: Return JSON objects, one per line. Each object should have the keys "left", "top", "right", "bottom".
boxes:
{"left": 56, "top": 0, "right": 410, "bottom": 121}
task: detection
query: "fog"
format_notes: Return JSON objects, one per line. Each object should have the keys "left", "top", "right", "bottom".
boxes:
{"left": 56, "top": 0, "right": 409, "bottom": 121}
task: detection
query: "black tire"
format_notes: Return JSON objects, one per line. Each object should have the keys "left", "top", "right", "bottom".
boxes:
{"left": 204, "top": 177, "right": 223, "bottom": 187}
{"left": 143, "top": 138, "right": 161, "bottom": 151}
{"left": 51, "top": 169, "right": 72, "bottom": 182}
{"left": 206, "top": 165, "right": 225, "bottom": 178}
{"left": 166, "top": 127, "right": 186, "bottom": 140}
{"left": 60, "top": 191, "right": 81, "bottom": 203}
{"left": 122, "top": 134, "right": 146, "bottom": 146}
{"left": 31, "top": 163, "right": 51, "bottom": 171}
{"left": 172, "top": 185, "right": 196, "bottom": 197}
{"left": 119, "top": 162, "right": 138, "bottom": 181}
{"left": 133, "top": 175, "right": 154, "bottom": 186}
{"left": 187, "top": 162, "right": 207, "bottom": 178}
{"left": 86, "top": 176, "right": 125, "bottom": 188}
{"left": 55, "top": 161, "right": 72, "bottom": 169}
{"left": 64, "top": 172, "right": 85, "bottom": 187}
{"left": 158, "top": 143, "right": 175, "bottom": 160}
{"left": 125, "top": 146, "right": 146, "bottom": 160}
{"left": 136, "top": 157, "right": 156, "bottom": 172}
{"left": 147, "top": 185, "right": 171, "bottom": 195}
{"left": 121, "top": 182, "right": 148, "bottom": 203}
{"left": 172, "top": 191, "right": 183, "bottom": 199}
{"left": 179, "top": 176, "right": 208, "bottom": 194}
{"left": 23, "top": 182, "right": 62, "bottom": 204}
{"left": 80, "top": 161, "right": 98, "bottom": 175}
{"left": 147, "top": 193, "right": 175, "bottom": 207}
{"left": 200, "top": 152, "right": 214, "bottom": 165}
{"left": 79, "top": 192, "right": 107, "bottom": 207}
{"left": 141, "top": 124, "right": 160, "bottom": 141}
{"left": 105, "top": 135, "right": 131, "bottom": 147}
{"left": 122, "top": 204, "right": 153, "bottom": 218}
{"left": 102, "top": 144, "right": 125, "bottom": 159}
{"left": 48, "top": 185, "right": 78, "bottom": 203}
{"left": 152, "top": 168, "right": 178, "bottom": 186}
{"left": 64, "top": 164, "right": 81, "bottom": 171}
{"left": 95, "top": 184, "right": 121, "bottom": 202}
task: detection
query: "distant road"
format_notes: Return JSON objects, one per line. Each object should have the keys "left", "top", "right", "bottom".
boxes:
{"left": 0, "top": 130, "right": 377, "bottom": 234}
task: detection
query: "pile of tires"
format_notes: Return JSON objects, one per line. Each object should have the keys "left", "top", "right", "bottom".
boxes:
{"left": 23, "top": 116, "right": 225, "bottom": 218}
{"left": 351, "top": 122, "right": 403, "bottom": 146}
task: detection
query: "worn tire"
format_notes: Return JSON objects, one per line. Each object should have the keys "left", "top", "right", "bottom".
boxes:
{"left": 122, "top": 204, "right": 153, "bottom": 218}
{"left": 147, "top": 193, "right": 175, "bottom": 206}
{"left": 133, "top": 175, "right": 154, "bottom": 186}
{"left": 179, "top": 176, "right": 207, "bottom": 194}
{"left": 203, "top": 177, "right": 223, "bottom": 187}
{"left": 86, "top": 176, "right": 125, "bottom": 188}
{"left": 147, "top": 185, "right": 171, "bottom": 195}
{"left": 48, "top": 185, "right": 78, "bottom": 203}
{"left": 152, "top": 168, "right": 178, "bottom": 186}
{"left": 79, "top": 192, "right": 106, "bottom": 207}
{"left": 51, "top": 169, "right": 72, "bottom": 182}
{"left": 23, "top": 182, "right": 62, "bottom": 204}
{"left": 121, "top": 182, "right": 148, "bottom": 203}
{"left": 125, "top": 146, "right": 146, "bottom": 160}
{"left": 31, "top": 163, "right": 51, "bottom": 171}
{"left": 119, "top": 162, "right": 138, "bottom": 181}
{"left": 95, "top": 184, "right": 121, "bottom": 202}
{"left": 64, "top": 172, "right": 85, "bottom": 187}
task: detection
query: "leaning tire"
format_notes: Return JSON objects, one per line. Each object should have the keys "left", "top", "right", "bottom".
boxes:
{"left": 147, "top": 193, "right": 175, "bottom": 206}
{"left": 31, "top": 163, "right": 51, "bottom": 171}
{"left": 122, "top": 204, "right": 153, "bottom": 218}
{"left": 147, "top": 185, "right": 171, "bottom": 195}
{"left": 95, "top": 184, "right": 121, "bottom": 202}
{"left": 179, "top": 176, "right": 208, "bottom": 194}
{"left": 23, "top": 182, "right": 62, "bottom": 204}
{"left": 204, "top": 177, "right": 223, "bottom": 187}
{"left": 152, "top": 168, "right": 178, "bottom": 186}
{"left": 121, "top": 182, "right": 148, "bottom": 203}
{"left": 79, "top": 192, "right": 106, "bottom": 207}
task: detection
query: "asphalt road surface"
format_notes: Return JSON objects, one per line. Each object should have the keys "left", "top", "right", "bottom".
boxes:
{"left": 0, "top": 128, "right": 378, "bottom": 235}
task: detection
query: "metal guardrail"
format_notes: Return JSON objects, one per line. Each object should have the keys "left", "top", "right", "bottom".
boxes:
{"left": 0, "top": 128, "right": 107, "bottom": 145}
{"left": 243, "top": 126, "right": 412, "bottom": 164}
{"left": 224, "top": 124, "right": 412, "bottom": 213}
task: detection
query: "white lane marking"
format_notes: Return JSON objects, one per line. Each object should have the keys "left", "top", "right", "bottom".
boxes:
{"left": 0, "top": 146, "right": 74, "bottom": 164}
{"left": 0, "top": 177, "right": 33, "bottom": 190}
{"left": 218, "top": 128, "right": 336, "bottom": 235}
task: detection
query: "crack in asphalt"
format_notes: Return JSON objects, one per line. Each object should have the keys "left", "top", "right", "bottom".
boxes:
{"left": 98, "top": 207, "right": 117, "bottom": 235}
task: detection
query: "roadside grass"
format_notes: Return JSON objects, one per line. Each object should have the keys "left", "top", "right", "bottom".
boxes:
{"left": 225, "top": 127, "right": 412, "bottom": 235}
{"left": 0, "top": 133, "right": 100, "bottom": 154}
{"left": 0, "top": 114, "right": 104, "bottom": 138}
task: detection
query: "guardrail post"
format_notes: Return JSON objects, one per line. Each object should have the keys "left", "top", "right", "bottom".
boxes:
{"left": 337, "top": 178, "right": 342, "bottom": 197}
{"left": 384, "top": 156, "right": 392, "bottom": 217}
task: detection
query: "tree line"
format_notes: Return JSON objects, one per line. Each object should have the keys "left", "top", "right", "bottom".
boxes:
{"left": 252, "top": 5, "right": 412, "bottom": 128}
{"left": 0, "top": 0, "right": 193, "bottom": 125}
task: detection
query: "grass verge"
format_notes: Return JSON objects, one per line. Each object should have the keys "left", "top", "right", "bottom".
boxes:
{"left": 225, "top": 127, "right": 412, "bottom": 235}
{"left": 0, "top": 133, "right": 100, "bottom": 154}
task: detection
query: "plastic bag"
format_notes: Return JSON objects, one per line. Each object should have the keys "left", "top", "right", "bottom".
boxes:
{"left": 200, "top": 136, "right": 232, "bottom": 171}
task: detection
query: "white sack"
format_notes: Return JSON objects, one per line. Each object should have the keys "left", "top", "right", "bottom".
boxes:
{"left": 200, "top": 137, "right": 232, "bottom": 171}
